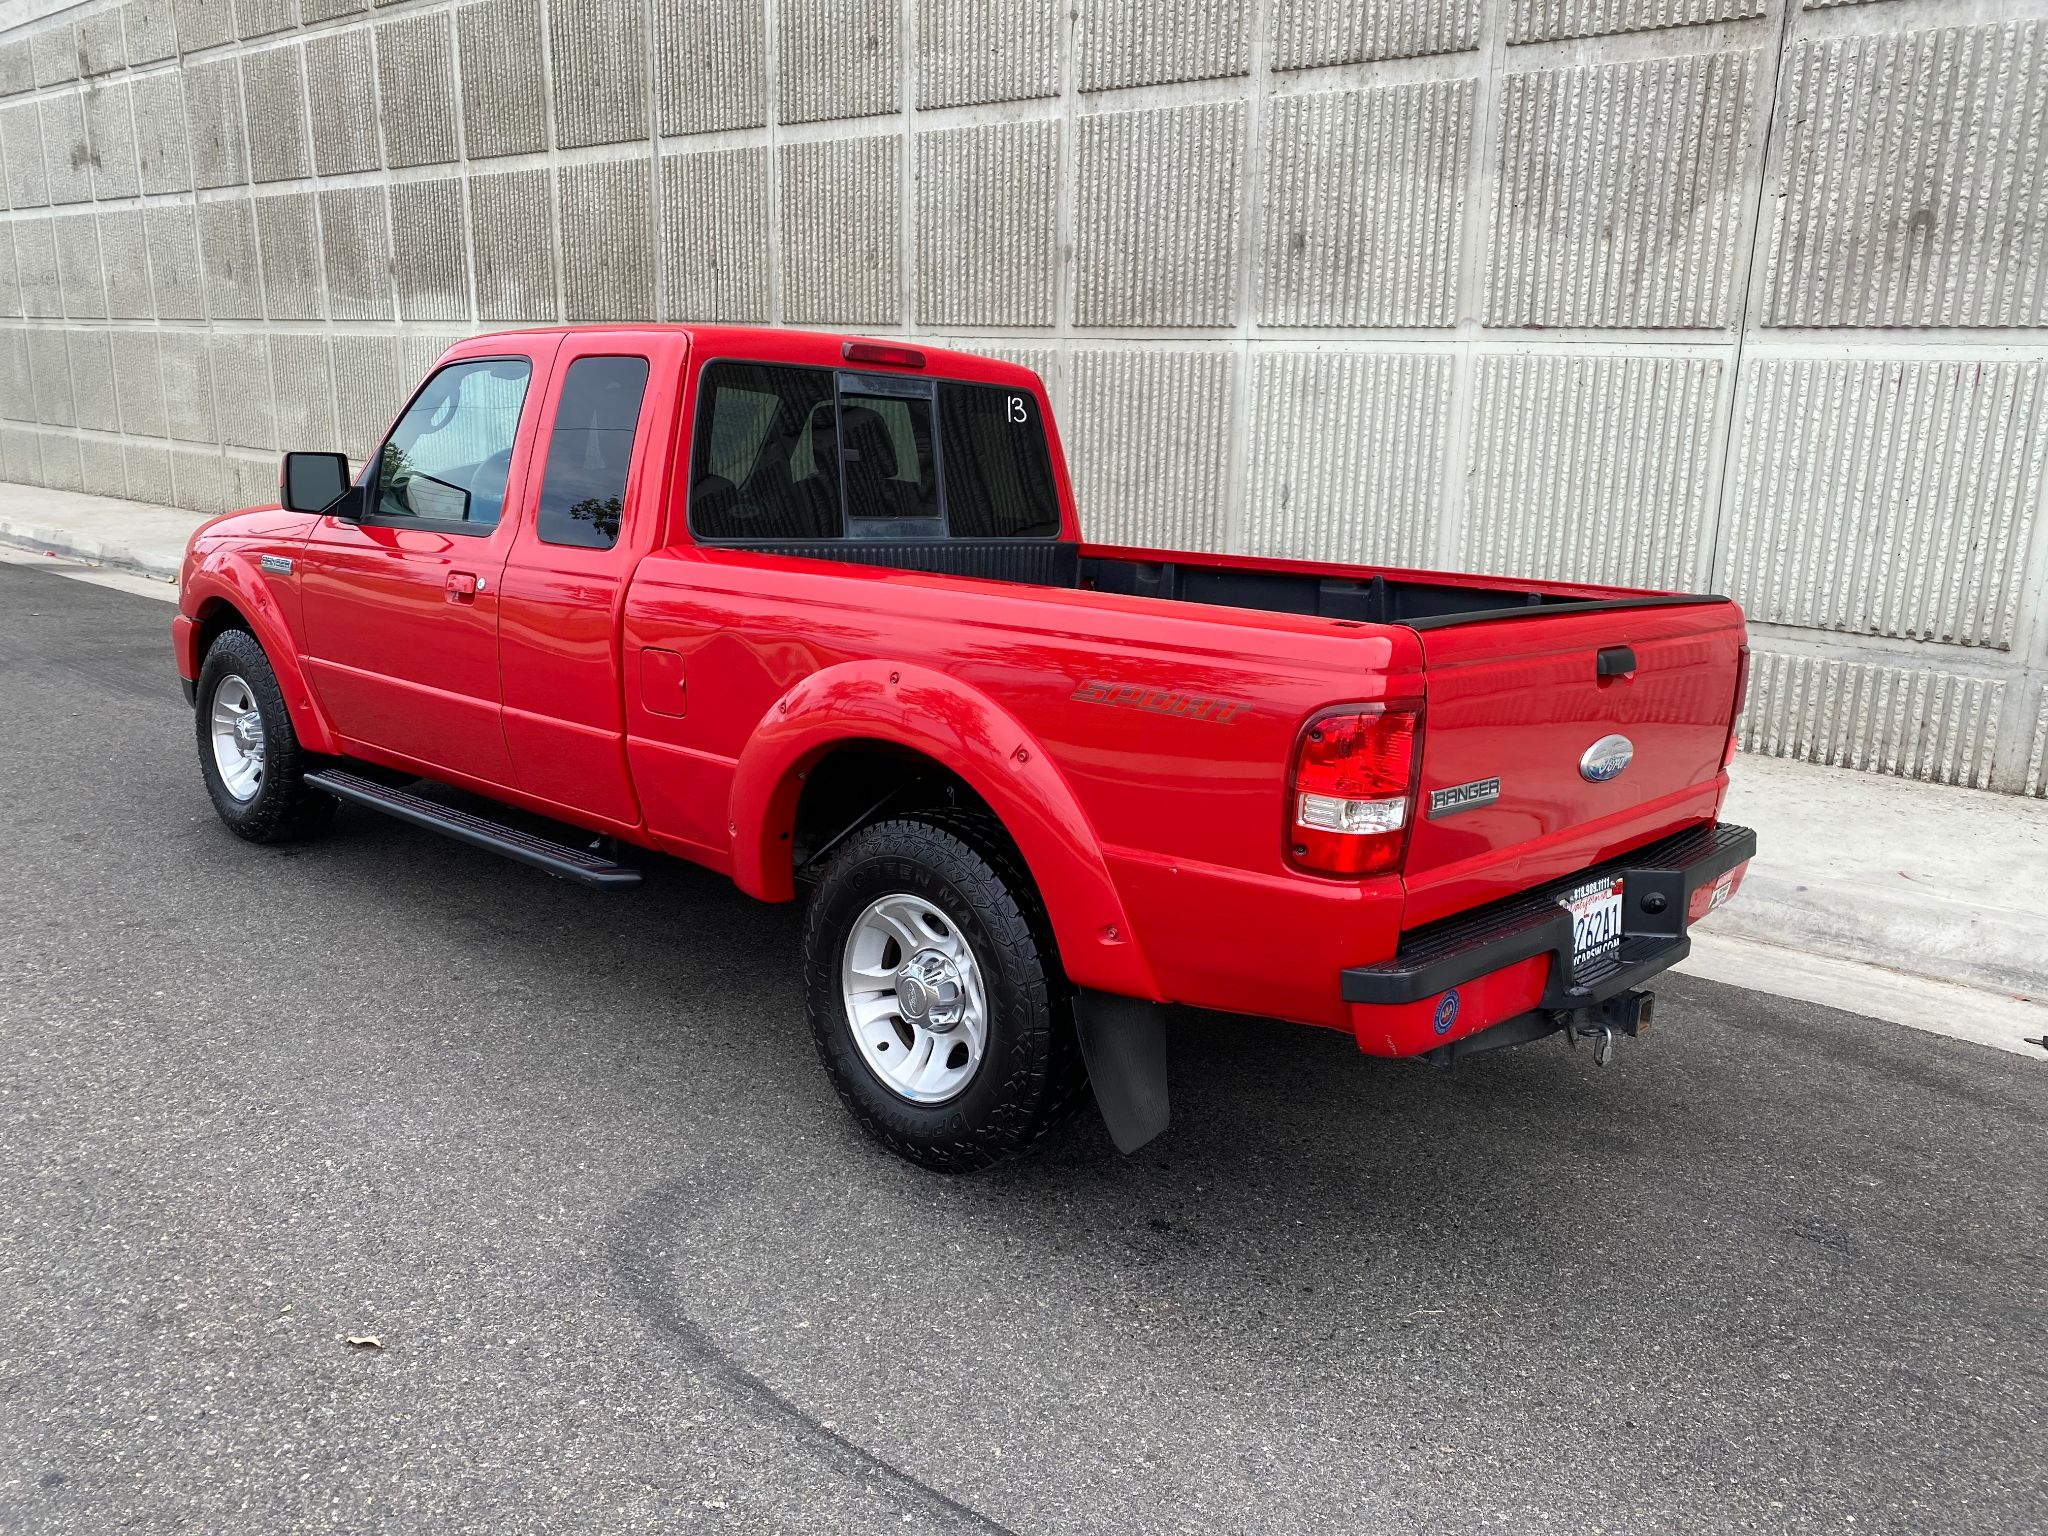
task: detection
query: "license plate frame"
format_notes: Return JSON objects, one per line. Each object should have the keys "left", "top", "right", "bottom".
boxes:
{"left": 1561, "top": 876, "right": 1625, "bottom": 979}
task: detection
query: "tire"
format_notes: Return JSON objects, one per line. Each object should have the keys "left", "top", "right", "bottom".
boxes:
{"left": 194, "top": 627, "right": 336, "bottom": 844}
{"left": 802, "top": 812, "right": 1086, "bottom": 1172}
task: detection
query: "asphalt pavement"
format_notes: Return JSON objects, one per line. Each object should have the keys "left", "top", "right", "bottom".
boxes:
{"left": 0, "top": 558, "right": 2042, "bottom": 1535}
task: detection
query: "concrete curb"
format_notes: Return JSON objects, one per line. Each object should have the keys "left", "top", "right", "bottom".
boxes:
{"left": 0, "top": 513, "right": 189, "bottom": 583}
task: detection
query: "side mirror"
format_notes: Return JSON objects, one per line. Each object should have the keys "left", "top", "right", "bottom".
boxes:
{"left": 280, "top": 451, "right": 355, "bottom": 516}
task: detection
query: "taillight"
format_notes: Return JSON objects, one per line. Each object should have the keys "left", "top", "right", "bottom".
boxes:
{"left": 1722, "top": 644, "right": 1751, "bottom": 768}
{"left": 1288, "top": 705, "right": 1421, "bottom": 877}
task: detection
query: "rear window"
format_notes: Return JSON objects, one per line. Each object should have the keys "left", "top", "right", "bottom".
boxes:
{"left": 535, "top": 356, "right": 649, "bottom": 549}
{"left": 938, "top": 383, "right": 1061, "bottom": 539}
{"left": 690, "top": 362, "right": 841, "bottom": 540}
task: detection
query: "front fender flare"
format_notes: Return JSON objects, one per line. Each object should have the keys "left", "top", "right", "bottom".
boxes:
{"left": 728, "top": 661, "right": 1162, "bottom": 1001}
{"left": 183, "top": 553, "right": 341, "bottom": 757}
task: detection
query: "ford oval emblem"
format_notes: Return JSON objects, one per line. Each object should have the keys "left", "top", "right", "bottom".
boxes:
{"left": 1580, "top": 734, "right": 1634, "bottom": 783}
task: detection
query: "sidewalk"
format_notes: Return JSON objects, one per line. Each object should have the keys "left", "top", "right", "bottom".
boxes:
{"left": 3, "top": 481, "right": 2042, "bottom": 1057}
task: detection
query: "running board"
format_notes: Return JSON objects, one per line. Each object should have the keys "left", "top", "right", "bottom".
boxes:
{"left": 304, "top": 769, "right": 643, "bottom": 890}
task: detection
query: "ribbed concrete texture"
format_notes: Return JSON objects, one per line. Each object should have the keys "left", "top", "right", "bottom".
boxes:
{"left": 0, "top": 0, "right": 2044, "bottom": 795}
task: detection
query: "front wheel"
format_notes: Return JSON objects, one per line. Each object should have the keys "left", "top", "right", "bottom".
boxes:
{"left": 194, "top": 627, "right": 335, "bottom": 843}
{"left": 802, "top": 814, "right": 1083, "bottom": 1172}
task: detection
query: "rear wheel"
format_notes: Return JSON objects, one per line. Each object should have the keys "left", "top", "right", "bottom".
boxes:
{"left": 194, "top": 628, "right": 335, "bottom": 843}
{"left": 802, "top": 813, "right": 1083, "bottom": 1171}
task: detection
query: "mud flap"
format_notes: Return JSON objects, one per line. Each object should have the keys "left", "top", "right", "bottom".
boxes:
{"left": 1073, "top": 990, "right": 1170, "bottom": 1154}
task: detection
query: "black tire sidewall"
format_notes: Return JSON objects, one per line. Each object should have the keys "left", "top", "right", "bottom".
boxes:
{"left": 804, "top": 819, "right": 1056, "bottom": 1170}
{"left": 194, "top": 629, "right": 325, "bottom": 841}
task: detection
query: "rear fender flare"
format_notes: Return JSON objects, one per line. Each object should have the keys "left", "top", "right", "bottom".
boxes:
{"left": 183, "top": 554, "right": 341, "bottom": 757}
{"left": 728, "top": 661, "right": 1161, "bottom": 1001}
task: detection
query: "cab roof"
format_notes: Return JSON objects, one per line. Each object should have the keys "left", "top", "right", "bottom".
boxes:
{"left": 463, "top": 324, "right": 1044, "bottom": 388}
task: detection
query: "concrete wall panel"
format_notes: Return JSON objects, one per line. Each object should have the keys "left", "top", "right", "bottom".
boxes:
{"left": 40, "top": 92, "right": 91, "bottom": 205}
{"left": 389, "top": 176, "right": 470, "bottom": 321}
{"left": 781, "top": 132, "right": 899, "bottom": 324}
{"left": 459, "top": 0, "right": 547, "bottom": 160}
{"left": 75, "top": 14, "right": 125, "bottom": 77}
{"left": 917, "top": 0, "right": 1058, "bottom": 109}
{"left": 0, "top": 41, "right": 30, "bottom": 97}
{"left": 1741, "top": 649, "right": 2005, "bottom": 789}
{"left": 213, "top": 330, "right": 274, "bottom": 449}
{"left": 1763, "top": 20, "right": 2048, "bottom": 328}
{"left": 1466, "top": 351, "right": 1721, "bottom": 590}
{"left": 39, "top": 429, "right": 80, "bottom": 490}
{"left": 3, "top": 98, "right": 48, "bottom": 206}
{"left": 1268, "top": 0, "right": 1478, "bottom": 71}
{"left": 662, "top": 145, "right": 768, "bottom": 322}
{"left": 1508, "top": 0, "right": 1762, "bottom": 45}
{"left": 0, "top": 233, "right": 15, "bottom": 315}
{"left": 145, "top": 203, "right": 203, "bottom": 318}
{"left": 0, "top": 423, "right": 41, "bottom": 482}
{"left": 471, "top": 166, "right": 556, "bottom": 321}
{"left": 1075, "top": 102, "right": 1243, "bottom": 327}
{"left": 1082, "top": 0, "right": 1248, "bottom": 91}
{"left": 332, "top": 331, "right": 397, "bottom": 460}
{"left": 27, "top": 325, "right": 70, "bottom": 423}
{"left": 551, "top": 0, "right": 648, "bottom": 148}
{"left": 241, "top": 44, "right": 309, "bottom": 183}
{"left": 172, "top": 0, "right": 234, "bottom": 54}
{"left": 1727, "top": 357, "right": 2047, "bottom": 649}
{"left": 197, "top": 196, "right": 261, "bottom": 318}
{"left": 306, "top": 29, "right": 379, "bottom": 177}
{"left": 110, "top": 330, "right": 164, "bottom": 437}
{"left": 236, "top": 0, "right": 296, "bottom": 40}
{"left": 80, "top": 434, "right": 125, "bottom": 496}
{"left": 559, "top": 157, "right": 653, "bottom": 319}
{"left": 1243, "top": 348, "right": 1451, "bottom": 566}
{"left": 30, "top": 25, "right": 77, "bottom": 86}
{"left": 68, "top": 327, "right": 115, "bottom": 432}
{"left": 916, "top": 119, "right": 1056, "bottom": 328}
{"left": 169, "top": 443, "right": 226, "bottom": 514}
{"left": 255, "top": 191, "right": 324, "bottom": 319}
{"left": 121, "top": 2, "right": 178, "bottom": 67}
{"left": 123, "top": 441, "right": 172, "bottom": 503}
{"left": 98, "top": 207, "right": 150, "bottom": 318}
{"left": 271, "top": 332, "right": 335, "bottom": 450}
{"left": 1260, "top": 79, "right": 1473, "bottom": 328}
{"left": 779, "top": 0, "right": 899, "bottom": 124}
{"left": 159, "top": 330, "right": 216, "bottom": 442}
{"left": 130, "top": 71, "right": 189, "bottom": 192}
{"left": 1065, "top": 347, "right": 1234, "bottom": 549}
{"left": 14, "top": 216, "right": 60, "bottom": 316}
{"left": 83, "top": 79, "right": 139, "bottom": 199}
{"left": 0, "top": 327, "right": 28, "bottom": 417}
{"left": 657, "top": 0, "right": 767, "bottom": 133}
{"left": 319, "top": 185, "right": 393, "bottom": 321}
{"left": 52, "top": 210, "right": 103, "bottom": 318}
{"left": 184, "top": 57, "right": 249, "bottom": 190}
{"left": 376, "top": 15, "right": 458, "bottom": 169}
{"left": 1488, "top": 49, "right": 1758, "bottom": 329}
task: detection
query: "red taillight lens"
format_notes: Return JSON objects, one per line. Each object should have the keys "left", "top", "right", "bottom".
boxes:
{"left": 1722, "top": 645, "right": 1751, "bottom": 768}
{"left": 842, "top": 340, "right": 926, "bottom": 369}
{"left": 1288, "top": 705, "right": 1420, "bottom": 877}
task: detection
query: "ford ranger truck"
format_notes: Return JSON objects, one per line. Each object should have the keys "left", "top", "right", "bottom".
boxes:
{"left": 172, "top": 326, "right": 1754, "bottom": 1170}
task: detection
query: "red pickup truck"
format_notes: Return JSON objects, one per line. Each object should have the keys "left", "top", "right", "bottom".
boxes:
{"left": 173, "top": 326, "right": 1753, "bottom": 1169}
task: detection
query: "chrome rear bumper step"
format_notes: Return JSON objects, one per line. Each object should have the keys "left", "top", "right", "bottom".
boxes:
{"left": 305, "top": 769, "right": 643, "bottom": 890}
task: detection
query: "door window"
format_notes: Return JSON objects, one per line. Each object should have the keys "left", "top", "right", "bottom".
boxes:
{"left": 690, "top": 362, "right": 841, "bottom": 540}
{"left": 374, "top": 358, "right": 532, "bottom": 532}
{"left": 535, "top": 356, "right": 651, "bottom": 550}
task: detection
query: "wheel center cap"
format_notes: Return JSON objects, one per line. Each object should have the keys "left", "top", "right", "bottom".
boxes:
{"left": 233, "top": 712, "right": 264, "bottom": 753}
{"left": 896, "top": 950, "right": 965, "bottom": 1033}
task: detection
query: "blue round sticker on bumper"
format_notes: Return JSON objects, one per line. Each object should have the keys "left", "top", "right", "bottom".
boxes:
{"left": 1433, "top": 990, "right": 1460, "bottom": 1036}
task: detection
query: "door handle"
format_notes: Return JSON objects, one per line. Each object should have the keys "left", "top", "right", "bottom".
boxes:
{"left": 446, "top": 571, "right": 480, "bottom": 603}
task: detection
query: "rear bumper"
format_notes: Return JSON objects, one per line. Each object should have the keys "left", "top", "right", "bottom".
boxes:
{"left": 1343, "top": 822, "right": 1754, "bottom": 1056}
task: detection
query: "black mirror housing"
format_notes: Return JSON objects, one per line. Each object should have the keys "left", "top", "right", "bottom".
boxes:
{"left": 280, "top": 451, "right": 355, "bottom": 515}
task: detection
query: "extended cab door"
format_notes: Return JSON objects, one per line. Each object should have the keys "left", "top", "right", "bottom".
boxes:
{"left": 495, "top": 331, "right": 682, "bottom": 827}
{"left": 298, "top": 335, "right": 560, "bottom": 787}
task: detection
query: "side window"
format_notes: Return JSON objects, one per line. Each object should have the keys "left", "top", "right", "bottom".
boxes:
{"left": 938, "top": 383, "right": 1061, "bottom": 539}
{"left": 374, "top": 359, "right": 532, "bottom": 531}
{"left": 690, "top": 362, "right": 841, "bottom": 540}
{"left": 841, "top": 391, "right": 937, "bottom": 524}
{"left": 535, "top": 356, "right": 650, "bottom": 550}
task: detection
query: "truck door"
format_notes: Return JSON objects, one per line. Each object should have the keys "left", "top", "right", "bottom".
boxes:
{"left": 495, "top": 331, "right": 678, "bottom": 827}
{"left": 298, "top": 336, "right": 559, "bottom": 787}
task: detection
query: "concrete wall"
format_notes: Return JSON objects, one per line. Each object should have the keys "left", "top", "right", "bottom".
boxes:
{"left": 0, "top": 0, "right": 2045, "bottom": 794}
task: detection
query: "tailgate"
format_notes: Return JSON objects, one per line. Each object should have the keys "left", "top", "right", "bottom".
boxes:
{"left": 1401, "top": 601, "right": 1745, "bottom": 928}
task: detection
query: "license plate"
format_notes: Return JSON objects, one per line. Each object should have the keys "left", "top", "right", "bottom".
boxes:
{"left": 1562, "top": 877, "right": 1624, "bottom": 975}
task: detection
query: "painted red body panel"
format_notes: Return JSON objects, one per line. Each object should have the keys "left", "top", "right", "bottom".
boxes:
{"left": 174, "top": 324, "right": 1750, "bottom": 1049}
